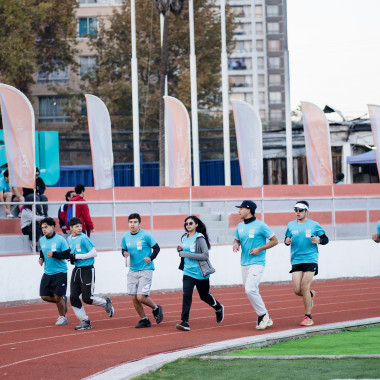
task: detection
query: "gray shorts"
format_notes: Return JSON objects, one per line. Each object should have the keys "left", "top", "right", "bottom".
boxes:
{"left": 127, "top": 270, "right": 153, "bottom": 295}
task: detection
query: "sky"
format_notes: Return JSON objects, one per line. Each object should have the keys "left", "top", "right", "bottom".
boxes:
{"left": 287, "top": 0, "right": 380, "bottom": 120}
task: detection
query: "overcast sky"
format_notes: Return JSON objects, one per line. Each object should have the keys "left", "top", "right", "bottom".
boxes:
{"left": 287, "top": 0, "right": 380, "bottom": 119}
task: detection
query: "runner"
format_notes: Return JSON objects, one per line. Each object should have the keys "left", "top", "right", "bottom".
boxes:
{"left": 285, "top": 200, "right": 329, "bottom": 326}
{"left": 176, "top": 216, "right": 224, "bottom": 331}
{"left": 233, "top": 200, "right": 278, "bottom": 330}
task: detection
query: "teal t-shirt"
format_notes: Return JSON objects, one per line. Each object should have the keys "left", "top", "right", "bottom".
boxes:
{"left": 0, "top": 176, "right": 10, "bottom": 193}
{"left": 39, "top": 233, "right": 69, "bottom": 275}
{"left": 68, "top": 233, "right": 95, "bottom": 267}
{"left": 121, "top": 229, "right": 157, "bottom": 271}
{"left": 182, "top": 232, "right": 209, "bottom": 280}
{"left": 285, "top": 219, "right": 325, "bottom": 265}
{"left": 235, "top": 219, "right": 274, "bottom": 266}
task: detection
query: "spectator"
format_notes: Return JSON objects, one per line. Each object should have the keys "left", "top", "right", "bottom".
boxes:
{"left": 21, "top": 205, "right": 44, "bottom": 248}
{"left": 334, "top": 173, "right": 345, "bottom": 184}
{"left": 67, "top": 184, "right": 94, "bottom": 237}
{"left": 58, "top": 190, "right": 75, "bottom": 234}
{"left": 0, "top": 169, "right": 24, "bottom": 218}
{"left": 23, "top": 168, "right": 49, "bottom": 216}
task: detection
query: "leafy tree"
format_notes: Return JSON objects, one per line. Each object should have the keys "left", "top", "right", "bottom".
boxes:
{"left": 0, "top": 0, "right": 78, "bottom": 96}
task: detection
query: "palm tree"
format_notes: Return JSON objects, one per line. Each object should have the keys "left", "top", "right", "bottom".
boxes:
{"left": 152, "top": 0, "right": 184, "bottom": 185}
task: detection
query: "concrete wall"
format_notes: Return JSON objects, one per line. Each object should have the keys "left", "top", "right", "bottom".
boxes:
{"left": 1, "top": 240, "right": 380, "bottom": 303}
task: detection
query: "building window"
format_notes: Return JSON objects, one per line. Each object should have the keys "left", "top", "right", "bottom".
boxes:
{"left": 79, "top": 56, "right": 96, "bottom": 78}
{"left": 229, "top": 59, "right": 247, "bottom": 70}
{"left": 232, "top": 6, "right": 245, "bottom": 17}
{"left": 38, "top": 97, "right": 69, "bottom": 123}
{"left": 257, "top": 57, "right": 264, "bottom": 69}
{"left": 256, "top": 40, "right": 263, "bottom": 51}
{"left": 258, "top": 75, "right": 265, "bottom": 87}
{"left": 37, "top": 66, "right": 69, "bottom": 85}
{"left": 269, "top": 74, "right": 282, "bottom": 86}
{"left": 255, "top": 5, "right": 263, "bottom": 17}
{"left": 267, "top": 5, "right": 279, "bottom": 17}
{"left": 268, "top": 40, "right": 280, "bottom": 52}
{"left": 259, "top": 92, "right": 266, "bottom": 104}
{"left": 255, "top": 22, "right": 263, "bottom": 35}
{"left": 268, "top": 57, "right": 281, "bottom": 69}
{"left": 270, "top": 109, "right": 282, "bottom": 121}
{"left": 269, "top": 92, "right": 282, "bottom": 104}
{"left": 78, "top": 17, "right": 98, "bottom": 37}
{"left": 267, "top": 22, "right": 280, "bottom": 33}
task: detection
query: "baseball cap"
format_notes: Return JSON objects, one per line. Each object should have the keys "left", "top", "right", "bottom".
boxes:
{"left": 235, "top": 200, "right": 257, "bottom": 212}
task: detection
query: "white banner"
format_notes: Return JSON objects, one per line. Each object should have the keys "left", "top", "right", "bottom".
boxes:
{"left": 0, "top": 84, "right": 35, "bottom": 188}
{"left": 231, "top": 99, "right": 263, "bottom": 188}
{"left": 301, "top": 101, "right": 333, "bottom": 186}
{"left": 85, "top": 94, "right": 114, "bottom": 190}
{"left": 164, "top": 96, "right": 192, "bottom": 188}
{"left": 368, "top": 104, "right": 380, "bottom": 176}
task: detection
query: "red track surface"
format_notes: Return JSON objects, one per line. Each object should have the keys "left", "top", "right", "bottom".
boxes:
{"left": 1, "top": 277, "right": 379, "bottom": 379}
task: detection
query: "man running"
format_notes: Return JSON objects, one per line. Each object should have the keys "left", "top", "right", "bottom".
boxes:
{"left": 285, "top": 200, "right": 329, "bottom": 326}
{"left": 233, "top": 200, "right": 278, "bottom": 330}
{"left": 121, "top": 213, "right": 163, "bottom": 328}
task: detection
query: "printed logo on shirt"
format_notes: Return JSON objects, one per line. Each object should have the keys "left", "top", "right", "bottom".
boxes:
{"left": 76, "top": 243, "right": 81, "bottom": 253}
{"left": 137, "top": 240, "right": 142, "bottom": 250}
{"left": 305, "top": 229, "right": 312, "bottom": 238}
{"left": 249, "top": 229, "right": 255, "bottom": 238}
{"left": 52, "top": 243, "right": 57, "bottom": 252}
{"left": 190, "top": 243, "right": 196, "bottom": 253}
{"left": 291, "top": 230, "right": 299, "bottom": 236}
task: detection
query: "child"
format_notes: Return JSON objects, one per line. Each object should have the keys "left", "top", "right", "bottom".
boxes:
{"left": 68, "top": 217, "right": 114, "bottom": 330}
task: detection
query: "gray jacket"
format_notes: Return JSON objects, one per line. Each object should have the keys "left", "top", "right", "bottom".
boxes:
{"left": 178, "top": 232, "right": 215, "bottom": 277}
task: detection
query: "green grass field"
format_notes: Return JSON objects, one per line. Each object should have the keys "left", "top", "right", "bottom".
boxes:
{"left": 135, "top": 326, "right": 380, "bottom": 379}
{"left": 227, "top": 325, "right": 380, "bottom": 356}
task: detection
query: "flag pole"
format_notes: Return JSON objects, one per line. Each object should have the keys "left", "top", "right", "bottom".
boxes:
{"left": 112, "top": 181, "right": 117, "bottom": 252}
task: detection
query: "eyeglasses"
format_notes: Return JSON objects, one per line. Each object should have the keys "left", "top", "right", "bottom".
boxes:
{"left": 294, "top": 208, "right": 306, "bottom": 212}
{"left": 185, "top": 221, "right": 194, "bottom": 226}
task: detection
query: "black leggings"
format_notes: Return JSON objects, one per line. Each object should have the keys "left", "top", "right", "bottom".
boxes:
{"left": 22, "top": 223, "right": 42, "bottom": 242}
{"left": 181, "top": 275, "right": 221, "bottom": 322}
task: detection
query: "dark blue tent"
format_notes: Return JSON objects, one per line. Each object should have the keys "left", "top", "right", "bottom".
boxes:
{"left": 347, "top": 150, "right": 376, "bottom": 164}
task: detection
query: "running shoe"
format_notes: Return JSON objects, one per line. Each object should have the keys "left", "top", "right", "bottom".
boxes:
{"left": 152, "top": 304, "right": 164, "bottom": 324}
{"left": 256, "top": 314, "right": 273, "bottom": 330}
{"left": 135, "top": 318, "right": 151, "bottom": 328}
{"left": 105, "top": 297, "right": 114, "bottom": 317}
{"left": 62, "top": 295, "right": 68, "bottom": 314}
{"left": 6, "top": 214, "right": 16, "bottom": 218}
{"left": 176, "top": 321, "right": 190, "bottom": 331}
{"left": 311, "top": 290, "right": 316, "bottom": 309}
{"left": 56, "top": 316, "right": 68, "bottom": 326}
{"left": 75, "top": 320, "right": 92, "bottom": 330}
{"left": 215, "top": 305, "right": 224, "bottom": 324}
{"left": 300, "top": 316, "right": 314, "bottom": 326}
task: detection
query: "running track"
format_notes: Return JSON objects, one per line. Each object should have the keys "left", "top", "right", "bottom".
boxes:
{"left": 1, "top": 278, "right": 379, "bottom": 379}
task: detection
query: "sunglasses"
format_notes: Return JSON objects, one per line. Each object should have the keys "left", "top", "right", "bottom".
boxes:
{"left": 294, "top": 208, "right": 306, "bottom": 212}
{"left": 185, "top": 221, "right": 194, "bottom": 226}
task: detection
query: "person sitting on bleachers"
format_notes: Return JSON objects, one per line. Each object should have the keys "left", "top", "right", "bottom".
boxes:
{"left": 21, "top": 205, "right": 44, "bottom": 249}
{"left": 58, "top": 190, "right": 75, "bottom": 234}
{"left": 23, "top": 168, "right": 49, "bottom": 217}
{"left": 0, "top": 169, "right": 24, "bottom": 218}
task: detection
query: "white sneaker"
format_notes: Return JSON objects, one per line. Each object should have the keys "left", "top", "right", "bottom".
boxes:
{"left": 56, "top": 316, "right": 68, "bottom": 326}
{"left": 256, "top": 314, "right": 273, "bottom": 330}
{"left": 6, "top": 214, "right": 16, "bottom": 218}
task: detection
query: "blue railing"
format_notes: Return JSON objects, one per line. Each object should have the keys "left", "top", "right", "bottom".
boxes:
{"left": 53, "top": 159, "right": 242, "bottom": 187}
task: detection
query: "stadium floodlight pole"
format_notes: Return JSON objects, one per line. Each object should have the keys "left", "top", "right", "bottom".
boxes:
{"left": 251, "top": 0, "right": 259, "bottom": 113}
{"left": 131, "top": 0, "right": 141, "bottom": 187}
{"left": 189, "top": 0, "right": 200, "bottom": 186}
{"left": 221, "top": 0, "right": 231, "bottom": 186}
{"left": 161, "top": 13, "right": 169, "bottom": 186}
{"left": 284, "top": 49, "right": 293, "bottom": 185}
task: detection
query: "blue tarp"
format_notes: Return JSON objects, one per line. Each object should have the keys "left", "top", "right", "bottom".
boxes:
{"left": 347, "top": 150, "right": 376, "bottom": 164}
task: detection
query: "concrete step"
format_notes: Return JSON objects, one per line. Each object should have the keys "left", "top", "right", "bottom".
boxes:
{"left": 199, "top": 214, "right": 223, "bottom": 222}
{"left": 204, "top": 221, "right": 225, "bottom": 229}
{"left": 180, "top": 206, "right": 211, "bottom": 214}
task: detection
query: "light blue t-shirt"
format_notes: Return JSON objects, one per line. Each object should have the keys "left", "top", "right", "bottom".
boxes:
{"left": 182, "top": 232, "right": 209, "bottom": 280}
{"left": 68, "top": 233, "right": 95, "bottom": 267}
{"left": 235, "top": 219, "right": 274, "bottom": 266}
{"left": 39, "top": 233, "right": 69, "bottom": 275}
{"left": 0, "top": 176, "right": 10, "bottom": 193}
{"left": 285, "top": 219, "right": 326, "bottom": 265}
{"left": 121, "top": 229, "right": 157, "bottom": 272}
{"left": 377, "top": 221, "right": 380, "bottom": 235}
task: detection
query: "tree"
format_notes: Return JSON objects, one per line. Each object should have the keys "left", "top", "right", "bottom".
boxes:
{"left": 0, "top": 0, "right": 78, "bottom": 97}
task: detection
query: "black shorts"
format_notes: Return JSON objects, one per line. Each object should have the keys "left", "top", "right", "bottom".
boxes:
{"left": 40, "top": 272, "right": 67, "bottom": 297}
{"left": 289, "top": 263, "right": 318, "bottom": 276}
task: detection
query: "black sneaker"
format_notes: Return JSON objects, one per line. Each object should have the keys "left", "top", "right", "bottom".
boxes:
{"left": 135, "top": 318, "right": 151, "bottom": 328}
{"left": 215, "top": 305, "right": 224, "bottom": 324}
{"left": 152, "top": 305, "right": 164, "bottom": 324}
{"left": 62, "top": 295, "right": 68, "bottom": 315}
{"left": 176, "top": 321, "right": 190, "bottom": 331}
{"left": 105, "top": 297, "right": 114, "bottom": 317}
{"left": 75, "top": 320, "right": 92, "bottom": 330}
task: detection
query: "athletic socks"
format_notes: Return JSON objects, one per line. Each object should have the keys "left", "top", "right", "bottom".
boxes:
{"left": 305, "top": 314, "right": 312, "bottom": 319}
